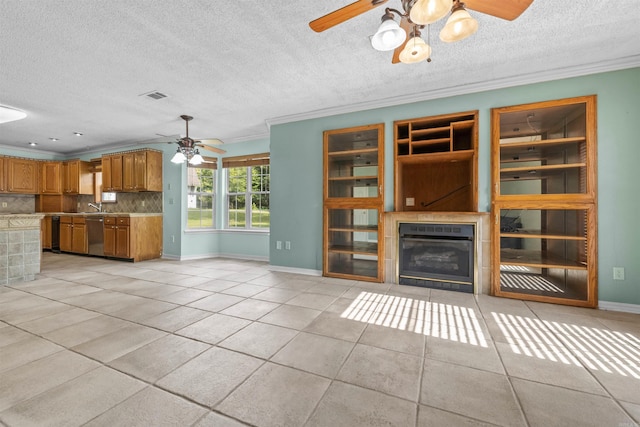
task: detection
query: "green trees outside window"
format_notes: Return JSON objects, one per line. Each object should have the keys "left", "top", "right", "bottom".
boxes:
{"left": 227, "top": 165, "right": 270, "bottom": 228}
{"left": 187, "top": 167, "right": 214, "bottom": 228}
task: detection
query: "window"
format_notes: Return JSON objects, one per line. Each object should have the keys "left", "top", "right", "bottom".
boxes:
{"left": 187, "top": 160, "right": 216, "bottom": 229}
{"left": 224, "top": 153, "right": 270, "bottom": 229}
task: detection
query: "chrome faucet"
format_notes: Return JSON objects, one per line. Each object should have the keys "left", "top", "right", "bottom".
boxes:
{"left": 88, "top": 202, "right": 102, "bottom": 212}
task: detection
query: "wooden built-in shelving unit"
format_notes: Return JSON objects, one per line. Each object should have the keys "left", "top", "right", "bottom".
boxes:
{"left": 394, "top": 111, "right": 478, "bottom": 212}
{"left": 491, "top": 95, "right": 597, "bottom": 307}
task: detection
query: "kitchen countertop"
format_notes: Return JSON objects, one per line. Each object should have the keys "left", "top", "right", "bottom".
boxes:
{"left": 39, "top": 212, "right": 163, "bottom": 217}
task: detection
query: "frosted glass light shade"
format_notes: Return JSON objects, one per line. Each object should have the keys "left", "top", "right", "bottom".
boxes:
{"left": 371, "top": 19, "right": 407, "bottom": 51}
{"left": 189, "top": 152, "right": 204, "bottom": 165}
{"left": 399, "top": 36, "right": 432, "bottom": 64}
{"left": 440, "top": 8, "right": 478, "bottom": 42}
{"left": 171, "top": 150, "right": 186, "bottom": 164}
{"left": 409, "top": 0, "right": 451, "bottom": 25}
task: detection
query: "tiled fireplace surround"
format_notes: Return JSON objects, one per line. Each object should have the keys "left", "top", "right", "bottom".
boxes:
{"left": 384, "top": 211, "right": 491, "bottom": 295}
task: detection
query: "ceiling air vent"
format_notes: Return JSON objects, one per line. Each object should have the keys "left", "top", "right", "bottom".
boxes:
{"left": 139, "top": 90, "right": 168, "bottom": 100}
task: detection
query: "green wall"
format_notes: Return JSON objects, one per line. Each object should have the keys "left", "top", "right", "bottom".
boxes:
{"left": 176, "top": 137, "right": 270, "bottom": 260}
{"left": 270, "top": 68, "right": 640, "bottom": 306}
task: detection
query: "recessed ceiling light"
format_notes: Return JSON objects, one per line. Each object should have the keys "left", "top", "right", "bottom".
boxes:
{"left": 28, "top": 142, "right": 37, "bottom": 146}
{"left": 74, "top": 132, "right": 83, "bottom": 136}
{"left": 49, "top": 137, "right": 58, "bottom": 141}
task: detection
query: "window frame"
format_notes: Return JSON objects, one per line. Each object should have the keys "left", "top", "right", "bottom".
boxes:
{"left": 223, "top": 153, "right": 270, "bottom": 230}
{"left": 186, "top": 162, "right": 216, "bottom": 230}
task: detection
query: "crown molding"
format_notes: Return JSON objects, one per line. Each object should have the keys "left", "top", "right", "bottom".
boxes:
{"left": 0, "top": 143, "right": 62, "bottom": 158}
{"left": 265, "top": 56, "right": 640, "bottom": 129}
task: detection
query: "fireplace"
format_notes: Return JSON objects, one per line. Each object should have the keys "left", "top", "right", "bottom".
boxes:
{"left": 398, "top": 223, "right": 474, "bottom": 293}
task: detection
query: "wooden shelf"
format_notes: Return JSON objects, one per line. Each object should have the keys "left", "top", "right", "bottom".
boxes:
{"left": 327, "top": 147, "right": 378, "bottom": 157}
{"left": 328, "top": 175, "right": 378, "bottom": 181}
{"left": 500, "top": 248, "right": 587, "bottom": 270}
{"left": 412, "top": 138, "right": 450, "bottom": 147}
{"left": 500, "top": 231, "right": 586, "bottom": 241}
{"left": 328, "top": 242, "right": 378, "bottom": 255}
{"left": 500, "top": 162, "right": 586, "bottom": 174}
{"left": 329, "top": 225, "right": 378, "bottom": 233}
{"left": 499, "top": 136, "right": 585, "bottom": 149}
{"left": 411, "top": 126, "right": 450, "bottom": 136}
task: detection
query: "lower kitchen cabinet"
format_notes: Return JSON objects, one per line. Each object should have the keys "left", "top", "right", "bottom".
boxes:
{"left": 60, "top": 216, "right": 87, "bottom": 254}
{"left": 41, "top": 216, "right": 52, "bottom": 249}
{"left": 104, "top": 217, "right": 130, "bottom": 258}
{"left": 104, "top": 215, "right": 162, "bottom": 261}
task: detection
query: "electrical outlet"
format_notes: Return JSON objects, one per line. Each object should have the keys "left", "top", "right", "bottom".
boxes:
{"left": 167, "top": 183, "right": 172, "bottom": 190}
{"left": 1, "top": 202, "right": 6, "bottom": 208}
{"left": 285, "top": 241, "right": 291, "bottom": 250}
{"left": 141, "top": 201, "right": 145, "bottom": 207}
{"left": 169, "top": 198, "right": 174, "bottom": 205}
{"left": 276, "top": 241, "right": 282, "bottom": 250}
{"left": 613, "top": 267, "right": 625, "bottom": 280}
{"left": 171, "top": 235, "right": 175, "bottom": 243}
{"left": 406, "top": 197, "right": 415, "bottom": 207}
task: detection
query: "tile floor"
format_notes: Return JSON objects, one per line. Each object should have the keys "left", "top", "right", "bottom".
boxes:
{"left": 1, "top": 252, "right": 639, "bottom": 426}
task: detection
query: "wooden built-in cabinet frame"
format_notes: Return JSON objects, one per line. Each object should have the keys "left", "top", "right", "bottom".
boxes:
{"left": 394, "top": 111, "right": 478, "bottom": 212}
{"left": 323, "top": 123, "right": 384, "bottom": 283}
{"left": 490, "top": 95, "right": 598, "bottom": 308}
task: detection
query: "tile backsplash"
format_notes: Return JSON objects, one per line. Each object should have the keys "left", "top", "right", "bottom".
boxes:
{"left": 0, "top": 192, "right": 163, "bottom": 214}
{"left": 0, "top": 195, "right": 36, "bottom": 214}
{"left": 77, "top": 192, "right": 163, "bottom": 213}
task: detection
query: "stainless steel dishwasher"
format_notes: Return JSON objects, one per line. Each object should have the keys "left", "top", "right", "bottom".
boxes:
{"left": 86, "top": 216, "right": 104, "bottom": 256}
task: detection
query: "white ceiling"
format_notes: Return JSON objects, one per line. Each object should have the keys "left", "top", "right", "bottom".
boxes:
{"left": 1, "top": 0, "right": 639, "bottom": 155}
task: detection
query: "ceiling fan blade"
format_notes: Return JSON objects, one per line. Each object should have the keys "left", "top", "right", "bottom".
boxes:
{"left": 310, "top": 0, "right": 389, "bottom": 32}
{"left": 195, "top": 138, "right": 224, "bottom": 145}
{"left": 391, "top": 17, "right": 412, "bottom": 64}
{"left": 196, "top": 144, "right": 226, "bottom": 154}
{"left": 464, "top": 0, "right": 533, "bottom": 21}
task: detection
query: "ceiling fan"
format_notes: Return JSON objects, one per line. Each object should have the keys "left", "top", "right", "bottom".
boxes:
{"left": 167, "top": 115, "right": 225, "bottom": 165}
{"left": 310, "top": 0, "right": 533, "bottom": 64}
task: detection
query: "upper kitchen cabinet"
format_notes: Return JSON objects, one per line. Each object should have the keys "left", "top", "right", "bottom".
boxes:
{"left": 40, "top": 161, "right": 62, "bottom": 194}
{"left": 105, "top": 149, "right": 162, "bottom": 192}
{"left": 324, "top": 124, "right": 384, "bottom": 203}
{"left": 6, "top": 157, "right": 39, "bottom": 194}
{"left": 492, "top": 96, "right": 596, "bottom": 203}
{"left": 123, "top": 149, "right": 162, "bottom": 192}
{"left": 62, "top": 160, "right": 93, "bottom": 195}
{"left": 102, "top": 153, "right": 123, "bottom": 192}
{"left": 394, "top": 111, "right": 478, "bottom": 212}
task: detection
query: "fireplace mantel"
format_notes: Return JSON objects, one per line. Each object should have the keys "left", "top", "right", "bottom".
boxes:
{"left": 384, "top": 211, "right": 491, "bottom": 294}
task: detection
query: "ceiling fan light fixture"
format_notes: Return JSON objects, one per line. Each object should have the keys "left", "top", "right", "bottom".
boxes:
{"left": 440, "top": 3, "right": 478, "bottom": 43}
{"left": 409, "top": 0, "right": 451, "bottom": 25}
{"left": 189, "top": 151, "right": 204, "bottom": 165}
{"left": 399, "top": 36, "right": 432, "bottom": 64}
{"left": 171, "top": 150, "right": 187, "bottom": 164}
{"left": 371, "top": 13, "right": 407, "bottom": 51}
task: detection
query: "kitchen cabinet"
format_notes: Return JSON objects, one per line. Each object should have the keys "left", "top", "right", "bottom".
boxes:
{"left": 62, "top": 160, "right": 93, "bottom": 195}
{"left": 104, "top": 215, "right": 162, "bottom": 261}
{"left": 104, "top": 216, "right": 130, "bottom": 258}
{"left": 394, "top": 111, "right": 478, "bottom": 212}
{"left": 40, "top": 161, "right": 62, "bottom": 194}
{"left": 0, "top": 157, "right": 5, "bottom": 192}
{"left": 41, "top": 215, "right": 52, "bottom": 249}
{"left": 60, "top": 216, "right": 87, "bottom": 254}
{"left": 102, "top": 154, "right": 123, "bottom": 192}
{"left": 491, "top": 95, "right": 597, "bottom": 307}
{"left": 323, "top": 124, "right": 384, "bottom": 282}
{"left": 6, "top": 158, "right": 39, "bottom": 194}
{"left": 105, "top": 149, "right": 162, "bottom": 193}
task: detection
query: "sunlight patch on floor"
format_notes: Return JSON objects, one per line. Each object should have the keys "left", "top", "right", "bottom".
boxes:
{"left": 492, "top": 312, "right": 640, "bottom": 378}
{"left": 341, "top": 291, "right": 488, "bottom": 347}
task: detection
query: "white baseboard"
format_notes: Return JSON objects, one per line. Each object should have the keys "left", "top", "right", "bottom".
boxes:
{"left": 163, "top": 253, "right": 268, "bottom": 262}
{"left": 598, "top": 301, "right": 640, "bottom": 314}
{"left": 269, "top": 265, "right": 322, "bottom": 277}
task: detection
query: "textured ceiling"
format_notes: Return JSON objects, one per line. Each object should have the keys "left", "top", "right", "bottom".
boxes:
{"left": 1, "top": 0, "right": 639, "bottom": 155}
